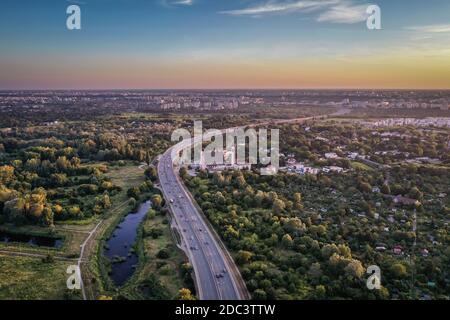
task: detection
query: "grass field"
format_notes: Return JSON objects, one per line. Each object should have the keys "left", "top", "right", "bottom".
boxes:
{"left": 107, "top": 164, "right": 146, "bottom": 191}
{"left": 141, "top": 213, "right": 186, "bottom": 296}
{"left": 0, "top": 254, "right": 82, "bottom": 300}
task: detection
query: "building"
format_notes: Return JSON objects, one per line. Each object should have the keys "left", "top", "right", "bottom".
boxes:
{"left": 392, "top": 195, "right": 421, "bottom": 207}
{"left": 393, "top": 245, "right": 403, "bottom": 255}
{"left": 325, "top": 152, "right": 339, "bottom": 159}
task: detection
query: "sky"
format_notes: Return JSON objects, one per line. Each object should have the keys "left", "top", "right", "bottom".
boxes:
{"left": 0, "top": 0, "right": 449, "bottom": 90}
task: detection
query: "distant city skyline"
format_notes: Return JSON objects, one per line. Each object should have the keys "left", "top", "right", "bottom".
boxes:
{"left": 1, "top": 0, "right": 450, "bottom": 90}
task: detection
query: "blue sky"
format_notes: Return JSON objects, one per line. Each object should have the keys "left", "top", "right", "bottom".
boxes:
{"left": 1, "top": 0, "right": 449, "bottom": 89}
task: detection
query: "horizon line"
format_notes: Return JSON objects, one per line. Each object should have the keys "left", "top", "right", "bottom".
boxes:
{"left": 1, "top": 88, "right": 450, "bottom": 92}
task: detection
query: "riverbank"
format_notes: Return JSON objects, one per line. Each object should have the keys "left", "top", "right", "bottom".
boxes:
{"left": 118, "top": 206, "right": 195, "bottom": 299}
{"left": 95, "top": 193, "right": 194, "bottom": 299}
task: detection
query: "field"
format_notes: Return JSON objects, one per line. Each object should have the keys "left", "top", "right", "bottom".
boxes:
{"left": 139, "top": 212, "right": 187, "bottom": 296}
{"left": 0, "top": 254, "right": 82, "bottom": 300}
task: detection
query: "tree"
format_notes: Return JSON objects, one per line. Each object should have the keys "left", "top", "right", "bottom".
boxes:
{"left": 237, "top": 250, "right": 253, "bottom": 265}
{"left": 409, "top": 187, "right": 423, "bottom": 201}
{"left": 102, "top": 192, "right": 111, "bottom": 209}
{"left": 338, "top": 244, "right": 352, "bottom": 259}
{"left": 4, "top": 197, "right": 26, "bottom": 225}
{"left": 358, "top": 181, "right": 372, "bottom": 193}
{"left": 178, "top": 288, "right": 195, "bottom": 300}
{"left": 68, "top": 206, "right": 82, "bottom": 217}
{"left": 293, "top": 192, "right": 303, "bottom": 210}
{"left": 236, "top": 175, "right": 247, "bottom": 189}
{"left": 283, "top": 217, "right": 306, "bottom": 235}
{"left": 56, "top": 156, "right": 71, "bottom": 172}
{"left": 53, "top": 204, "right": 63, "bottom": 216}
{"left": 127, "top": 187, "right": 140, "bottom": 199}
{"left": 321, "top": 244, "right": 339, "bottom": 259}
{"left": 144, "top": 166, "right": 158, "bottom": 181}
{"left": 50, "top": 173, "right": 68, "bottom": 187}
{"left": 308, "top": 262, "right": 323, "bottom": 279}
{"left": 255, "top": 190, "right": 265, "bottom": 207}
{"left": 157, "top": 249, "right": 170, "bottom": 259}
{"left": 273, "top": 199, "right": 286, "bottom": 214}
{"left": 267, "top": 191, "right": 278, "bottom": 203}
{"left": 147, "top": 208, "right": 156, "bottom": 219}
{"left": 252, "top": 289, "right": 267, "bottom": 300}
{"left": 101, "top": 181, "right": 114, "bottom": 190}
{"left": 145, "top": 150, "right": 152, "bottom": 166}
{"left": 281, "top": 234, "right": 293, "bottom": 248}
{"left": 391, "top": 263, "right": 407, "bottom": 278}
{"left": 293, "top": 192, "right": 302, "bottom": 203}
{"left": 314, "top": 285, "right": 326, "bottom": 299}
{"left": 42, "top": 206, "right": 54, "bottom": 226}
{"left": 71, "top": 157, "right": 81, "bottom": 168}
{"left": 29, "top": 202, "right": 44, "bottom": 220}
{"left": 0, "top": 185, "right": 15, "bottom": 204}
{"left": 129, "top": 197, "right": 136, "bottom": 209}
{"left": 0, "top": 165, "right": 15, "bottom": 185}
{"left": 344, "top": 260, "right": 365, "bottom": 279}
{"left": 224, "top": 225, "right": 239, "bottom": 240}
{"left": 381, "top": 183, "right": 391, "bottom": 194}
{"left": 214, "top": 191, "right": 226, "bottom": 205}
{"left": 151, "top": 194, "right": 163, "bottom": 209}
{"left": 179, "top": 167, "right": 188, "bottom": 179}
{"left": 213, "top": 172, "right": 225, "bottom": 186}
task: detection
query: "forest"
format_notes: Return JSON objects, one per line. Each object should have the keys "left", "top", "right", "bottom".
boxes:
{"left": 183, "top": 121, "right": 450, "bottom": 300}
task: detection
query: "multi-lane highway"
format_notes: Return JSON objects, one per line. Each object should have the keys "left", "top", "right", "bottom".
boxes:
{"left": 158, "top": 137, "right": 249, "bottom": 300}
{"left": 157, "top": 110, "right": 348, "bottom": 300}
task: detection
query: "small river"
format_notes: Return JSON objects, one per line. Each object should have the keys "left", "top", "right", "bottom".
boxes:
{"left": 0, "top": 231, "right": 62, "bottom": 248}
{"left": 104, "top": 200, "right": 152, "bottom": 287}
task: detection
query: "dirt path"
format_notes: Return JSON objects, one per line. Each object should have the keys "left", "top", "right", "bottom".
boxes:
{"left": 0, "top": 250, "right": 76, "bottom": 262}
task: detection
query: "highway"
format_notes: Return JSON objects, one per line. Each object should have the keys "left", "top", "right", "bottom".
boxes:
{"left": 158, "top": 141, "right": 247, "bottom": 300}
{"left": 157, "top": 110, "right": 348, "bottom": 300}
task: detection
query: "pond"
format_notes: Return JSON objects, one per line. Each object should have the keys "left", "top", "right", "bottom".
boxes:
{"left": 104, "top": 200, "right": 152, "bottom": 287}
{"left": 0, "top": 231, "right": 62, "bottom": 248}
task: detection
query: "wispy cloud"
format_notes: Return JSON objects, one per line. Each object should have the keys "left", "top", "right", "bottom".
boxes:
{"left": 163, "top": 0, "right": 194, "bottom": 7}
{"left": 220, "top": 0, "right": 370, "bottom": 24}
{"left": 406, "top": 24, "right": 450, "bottom": 33}
{"left": 317, "top": 3, "right": 368, "bottom": 23}
{"left": 173, "top": 0, "right": 193, "bottom": 5}
{"left": 219, "top": 0, "right": 338, "bottom": 16}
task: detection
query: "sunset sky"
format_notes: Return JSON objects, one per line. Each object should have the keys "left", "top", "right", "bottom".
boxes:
{"left": 1, "top": 0, "right": 449, "bottom": 89}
